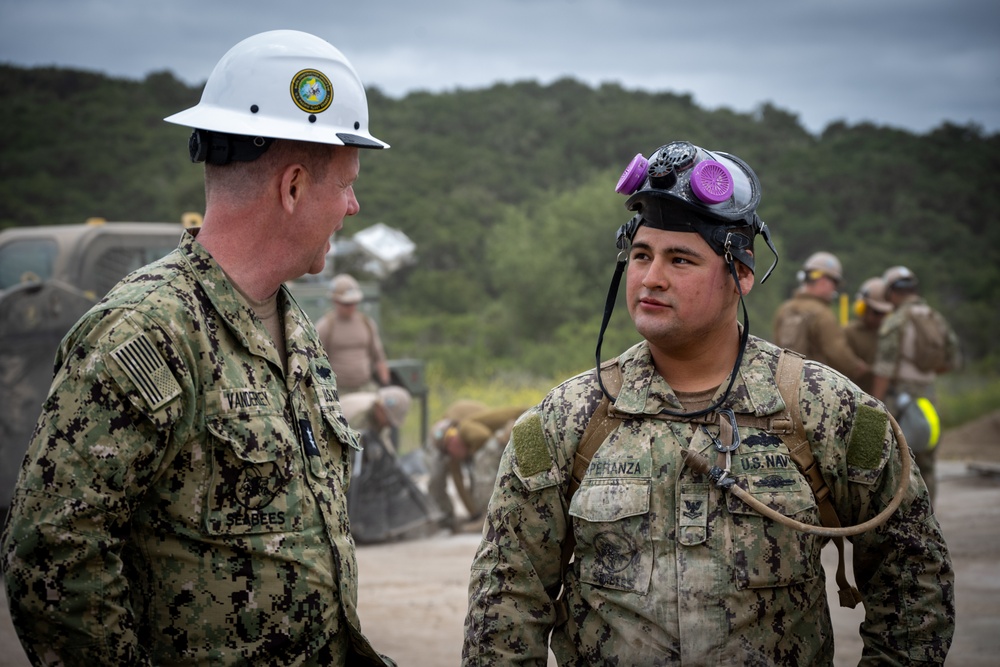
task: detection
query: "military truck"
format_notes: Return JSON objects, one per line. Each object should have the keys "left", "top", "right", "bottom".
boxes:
{"left": 0, "top": 219, "right": 188, "bottom": 519}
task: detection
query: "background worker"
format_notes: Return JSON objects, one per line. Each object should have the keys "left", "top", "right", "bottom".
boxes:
{"left": 341, "top": 385, "right": 413, "bottom": 452}
{"left": 427, "top": 401, "right": 527, "bottom": 532}
{"left": 872, "top": 265, "right": 961, "bottom": 506}
{"left": 1, "top": 30, "right": 394, "bottom": 666}
{"left": 340, "top": 385, "right": 440, "bottom": 543}
{"left": 317, "top": 272, "right": 391, "bottom": 394}
{"left": 463, "top": 140, "right": 953, "bottom": 665}
{"left": 772, "top": 250, "right": 870, "bottom": 381}
{"left": 844, "top": 276, "right": 894, "bottom": 394}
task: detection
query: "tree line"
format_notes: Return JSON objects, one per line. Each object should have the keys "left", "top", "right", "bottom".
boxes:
{"left": 1, "top": 65, "right": 996, "bottom": 380}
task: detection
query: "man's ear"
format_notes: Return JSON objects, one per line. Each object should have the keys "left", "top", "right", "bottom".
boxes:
{"left": 736, "top": 259, "right": 755, "bottom": 296}
{"left": 280, "top": 163, "right": 307, "bottom": 214}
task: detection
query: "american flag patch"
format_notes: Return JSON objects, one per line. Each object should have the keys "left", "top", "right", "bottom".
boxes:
{"left": 111, "top": 333, "right": 182, "bottom": 411}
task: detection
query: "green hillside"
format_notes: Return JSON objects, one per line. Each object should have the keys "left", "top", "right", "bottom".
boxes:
{"left": 1, "top": 65, "right": 997, "bottom": 381}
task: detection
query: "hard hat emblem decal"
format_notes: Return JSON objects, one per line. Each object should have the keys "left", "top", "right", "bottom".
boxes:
{"left": 290, "top": 69, "right": 334, "bottom": 113}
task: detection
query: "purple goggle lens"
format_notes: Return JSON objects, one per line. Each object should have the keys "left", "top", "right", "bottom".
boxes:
{"left": 616, "top": 144, "right": 735, "bottom": 205}
{"left": 689, "top": 160, "right": 734, "bottom": 204}
{"left": 615, "top": 153, "right": 649, "bottom": 195}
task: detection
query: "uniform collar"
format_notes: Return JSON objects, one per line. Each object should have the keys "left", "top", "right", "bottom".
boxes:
{"left": 178, "top": 230, "right": 318, "bottom": 385}
{"left": 614, "top": 336, "right": 785, "bottom": 419}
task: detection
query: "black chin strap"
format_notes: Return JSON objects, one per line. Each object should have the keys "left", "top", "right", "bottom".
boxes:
{"left": 595, "top": 251, "right": 629, "bottom": 393}
{"left": 595, "top": 251, "right": 751, "bottom": 420}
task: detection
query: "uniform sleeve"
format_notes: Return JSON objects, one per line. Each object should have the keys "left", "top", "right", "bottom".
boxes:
{"left": 805, "top": 365, "right": 954, "bottom": 664}
{"left": 462, "top": 404, "right": 572, "bottom": 666}
{"left": 0, "top": 310, "right": 188, "bottom": 666}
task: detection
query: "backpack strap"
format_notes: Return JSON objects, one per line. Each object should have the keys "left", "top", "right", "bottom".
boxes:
{"left": 555, "top": 350, "right": 862, "bottom": 621}
{"left": 554, "top": 359, "right": 623, "bottom": 625}
{"left": 560, "top": 360, "right": 623, "bottom": 568}
{"left": 775, "top": 350, "right": 863, "bottom": 608}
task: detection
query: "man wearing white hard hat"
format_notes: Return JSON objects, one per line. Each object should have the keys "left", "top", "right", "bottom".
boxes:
{"left": 1, "top": 31, "right": 395, "bottom": 665}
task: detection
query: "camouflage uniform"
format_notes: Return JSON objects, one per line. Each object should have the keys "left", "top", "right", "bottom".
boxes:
{"left": 464, "top": 336, "right": 954, "bottom": 666}
{"left": 1, "top": 231, "right": 392, "bottom": 666}
{"left": 772, "top": 292, "right": 867, "bottom": 381}
{"left": 874, "top": 294, "right": 960, "bottom": 504}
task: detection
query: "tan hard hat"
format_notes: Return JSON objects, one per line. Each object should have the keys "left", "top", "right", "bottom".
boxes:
{"left": 856, "top": 277, "right": 893, "bottom": 313}
{"left": 376, "top": 385, "right": 411, "bottom": 428}
{"left": 801, "top": 251, "right": 843, "bottom": 282}
{"left": 882, "top": 265, "right": 918, "bottom": 291}
{"left": 330, "top": 273, "right": 363, "bottom": 304}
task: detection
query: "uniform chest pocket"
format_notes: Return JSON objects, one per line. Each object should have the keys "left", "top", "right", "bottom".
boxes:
{"left": 569, "top": 478, "right": 653, "bottom": 594}
{"left": 725, "top": 470, "right": 824, "bottom": 589}
{"left": 318, "top": 407, "right": 361, "bottom": 477}
{"left": 204, "top": 414, "right": 306, "bottom": 535}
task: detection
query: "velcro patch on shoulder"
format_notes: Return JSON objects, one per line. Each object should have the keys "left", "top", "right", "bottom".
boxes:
{"left": 111, "top": 333, "right": 182, "bottom": 411}
{"left": 512, "top": 413, "right": 552, "bottom": 477}
{"left": 847, "top": 404, "right": 888, "bottom": 470}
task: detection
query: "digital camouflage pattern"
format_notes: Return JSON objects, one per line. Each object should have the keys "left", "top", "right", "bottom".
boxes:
{"left": 1, "top": 231, "right": 393, "bottom": 666}
{"left": 463, "top": 336, "right": 954, "bottom": 666}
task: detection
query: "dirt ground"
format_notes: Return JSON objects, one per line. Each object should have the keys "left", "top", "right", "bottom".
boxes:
{"left": 2, "top": 410, "right": 999, "bottom": 666}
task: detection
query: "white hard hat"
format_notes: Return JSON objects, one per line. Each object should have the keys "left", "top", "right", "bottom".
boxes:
{"left": 164, "top": 30, "right": 388, "bottom": 150}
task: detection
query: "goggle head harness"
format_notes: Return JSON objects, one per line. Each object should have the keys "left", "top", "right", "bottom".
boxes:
{"left": 614, "top": 141, "right": 777, "bottom": 282}
{"left": 188, "top": 128, "right": 275, "bottom": 165}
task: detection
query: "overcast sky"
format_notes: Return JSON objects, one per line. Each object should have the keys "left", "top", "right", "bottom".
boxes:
{"left": 2, "top": 0, "right": 997, "bottom": 136}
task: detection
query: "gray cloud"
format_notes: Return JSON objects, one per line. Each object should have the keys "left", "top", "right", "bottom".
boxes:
{"left": 1, "top": 0, "right": 997, "bottom": 134}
